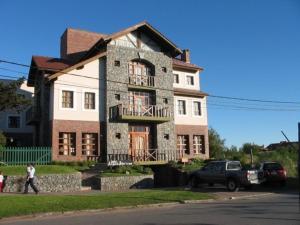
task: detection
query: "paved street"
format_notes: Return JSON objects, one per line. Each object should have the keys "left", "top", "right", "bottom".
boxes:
{"left": 1, "top": 191, "right": 299, "bottom": 225}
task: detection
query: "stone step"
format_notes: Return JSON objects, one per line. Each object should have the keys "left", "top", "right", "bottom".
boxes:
{"left": 81, "top": 186, "right": 92, "bottom": 191}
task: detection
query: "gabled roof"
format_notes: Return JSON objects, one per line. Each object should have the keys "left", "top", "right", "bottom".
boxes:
{"left": 27, "top": 56, "right": 73, "bottom": 86}
{"left": 83, "top": 21, "right": 183, "bottom": 59}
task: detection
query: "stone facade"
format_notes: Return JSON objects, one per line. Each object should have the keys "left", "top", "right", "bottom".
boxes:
{"left": 99, "top": 174, "right": 154, "bottom": 192}
{"left": 105, "top": 45, "right": 176, "bottom": 160}
{"left": 51, "top": 120, "right": 100, "bottom": 161}
{"left": 3, "top": 172, "right": 81, "bottom": 193}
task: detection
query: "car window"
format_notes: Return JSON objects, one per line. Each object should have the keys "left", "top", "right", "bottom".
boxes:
{"left": 227, "top": 162, "right": 241, "bottom": 170}
{"left": 263, "top": 163, "right": 283, "bottom": 170}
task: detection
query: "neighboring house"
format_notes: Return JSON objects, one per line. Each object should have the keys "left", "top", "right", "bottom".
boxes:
{"left": 265, "top": 141, "right": 298, "bottom": 151}
{"left": 0, "top": 80, "right": 34, "bottom": 146}
{"left": 26, "top": 21, "right": 209, "bottom": 164}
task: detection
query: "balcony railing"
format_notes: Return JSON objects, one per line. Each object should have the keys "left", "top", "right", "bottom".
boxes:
{"left": 128, "top": 74, "right": 155, "bottom": 88}
{"left": 112, "top": 104, "right": 171, "bottom": 122}
{"left": 25, "top": 106, "right": 40, "bottom": 125}
{"left": 108, "top": 149, "right": 177, "bottom": 165}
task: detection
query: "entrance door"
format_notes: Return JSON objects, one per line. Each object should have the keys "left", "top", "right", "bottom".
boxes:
{"left": 129, "top": 125, "right": 150, "bottom": 161}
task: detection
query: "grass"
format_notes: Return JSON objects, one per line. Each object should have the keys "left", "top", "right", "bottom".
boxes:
{"left": 0, "top": 190, "right": 214, "bottom": 219}
{"left": 0, "top": 165, "right": 79, "bottom": 176}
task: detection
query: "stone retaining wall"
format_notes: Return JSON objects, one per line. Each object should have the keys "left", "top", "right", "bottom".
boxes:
{"left": 99, "top": 174, "right": 154, "bottom": 192}
{"left": 3, "top": 172, "right": 82, "bottom": 193}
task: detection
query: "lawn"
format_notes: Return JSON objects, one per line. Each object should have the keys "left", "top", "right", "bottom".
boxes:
{"left": 0, "top": 190, "right": 214, "bottom": 219}
{"left": 0, "top": 165, "right": 79, "bottom": 176}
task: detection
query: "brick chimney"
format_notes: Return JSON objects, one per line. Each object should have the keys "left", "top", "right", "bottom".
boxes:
{"left": 181, "top": 49, "right": 190, "bottom": 63}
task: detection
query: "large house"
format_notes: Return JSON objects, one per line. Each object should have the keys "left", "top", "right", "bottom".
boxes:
{"left": 26, "top": 21, "right": 209, "bottom": 164}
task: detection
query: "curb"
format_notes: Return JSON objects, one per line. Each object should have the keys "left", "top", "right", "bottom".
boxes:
{"left": 225, "top": 192, "right": 274, "bottom": 200}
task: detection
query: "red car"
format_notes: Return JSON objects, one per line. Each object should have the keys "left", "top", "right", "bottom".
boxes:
{"left": 258, "top": 162, "right": 287, "bottom": 186}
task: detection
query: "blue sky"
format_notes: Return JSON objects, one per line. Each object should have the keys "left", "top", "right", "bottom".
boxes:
{"left": 0, "top": 0, "right": 299, "bottom": 147}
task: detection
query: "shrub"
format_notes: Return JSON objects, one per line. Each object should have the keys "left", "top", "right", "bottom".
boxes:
{"left": 0, "top": 131, "right": 6, "bottom": 147}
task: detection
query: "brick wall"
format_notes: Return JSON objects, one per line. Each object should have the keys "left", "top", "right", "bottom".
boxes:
{"left": 51, "top": 120, "right": 101, "bottom": 161}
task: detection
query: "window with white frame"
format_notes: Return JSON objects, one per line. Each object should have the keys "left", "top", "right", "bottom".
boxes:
{"left": 62, "top": 90, "right": 74, "bottom": 108}
{"left": 193, "top": 135, "right": 205, "bottom": 154}
{"left": 186, "top": 75, "right": 194, "bottom": 85}
{"left": 8, "top": 116, "right": 20, "bottom": 128}
{"left": 173, "top": 74, "right": 179, "bottom": 84}
{"left": 84, "top": 92, "right": 95, "bottom": 110}
{"left": 193, "top": 101, "right": 201, "bottom": 116}
{"left": 177, "top": 100, "right": 186, "bottom": 115}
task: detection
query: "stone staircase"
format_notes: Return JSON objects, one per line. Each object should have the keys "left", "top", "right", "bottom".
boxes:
{"left": 81, "top": 163, "right": 107, "bottom": 190}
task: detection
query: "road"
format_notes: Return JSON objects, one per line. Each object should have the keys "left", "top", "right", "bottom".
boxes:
{"left": 1, "top": 192, "right": 299, "bottom": 225}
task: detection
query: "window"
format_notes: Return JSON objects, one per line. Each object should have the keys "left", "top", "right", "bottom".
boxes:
{"left": 177, "top": 135, "right": 189, "bottom": 156}
{"left": 162, "top": 67, "right": 167, "bottom": 73}
{"left": 114, "top": 60, "right": 120, "bottom": 67}
{"left": 82, "top": 133, "right": 98, "bottom": 156}
{"left": 8, "top": 116, "right": 20, "bottom": 128}
{"left": 173, "top": 74, "right": 179, "bottom": 84}
{"left": 62, "top": 91, "right": 74, "bottom": 108}
{"left": 193, "top": 101, "right": 201, "bottom": 116}
{"left": 186, "top": 76, "right": 194, "bottom": 85}
{"left": 59, "top": 132, "right": 76, "bottom": 156}
{"left": 193, "top": 135, "right": 205, "bottom": 154}
{"left": 177, "top": 100, "right": 186, "bottom": 115}
{"left": 163, "top": 98, "right": 168, "bottom": 104}
{"left": 115, "top": 94, "right": 120, "bottom": 100}
{"left": 84, "top": 92, "right": 95, "bottom": 109}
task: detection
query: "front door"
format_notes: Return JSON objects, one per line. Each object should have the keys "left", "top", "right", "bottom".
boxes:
{"left": 129, "top": 125, "right": 151, "bottom": 161}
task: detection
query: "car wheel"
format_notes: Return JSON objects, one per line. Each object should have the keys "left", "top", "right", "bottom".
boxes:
{"left": 227, "top": 179, "right": 239, "bottom": 192}
{"left": 280, "top": 180, "right": 286, "bottom": 187}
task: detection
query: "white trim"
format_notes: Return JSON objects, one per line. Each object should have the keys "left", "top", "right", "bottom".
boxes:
{"left": 81, "top": 89, "right": 98, "bottom": 112}
{"left": 6, "top": 114, "right": 21, "bottom": 129}
{"left": 59, "top": 87, "right": 77, "bottom": 111}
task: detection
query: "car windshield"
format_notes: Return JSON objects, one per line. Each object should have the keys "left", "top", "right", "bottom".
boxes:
{"left": 263, "top": 163, "right": 283, "bottom": 170}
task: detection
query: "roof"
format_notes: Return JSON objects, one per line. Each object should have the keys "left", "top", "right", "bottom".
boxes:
{"left": 172, "top": 58, "right": 203, "bottom": 71}
{"left": 174, "top": 88, "right": 208, "bottom": 98}
{"left": 27, "top": 56, "right": 73, "bottom": 86}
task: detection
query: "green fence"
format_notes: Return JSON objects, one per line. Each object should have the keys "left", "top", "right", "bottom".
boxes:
{"left": 0, "top": 147, "right": 52, "bottom": 165}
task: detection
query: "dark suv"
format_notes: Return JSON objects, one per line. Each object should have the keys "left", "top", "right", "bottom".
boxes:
{"left": 258, "top": 162, "right": 287, "bottom": 186}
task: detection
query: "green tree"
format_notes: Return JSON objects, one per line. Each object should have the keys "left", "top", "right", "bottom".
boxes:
{"left": 0, "top": 131, "right": 6, "bottom": 147}
{"left": 0, "top": 77, "right": 31, "bottom": 112}
{"left": 208, "top": 127, "right": 226, "bottom": 159}
{"left": 240, "top": 143, "right": 263, "bottom": 155}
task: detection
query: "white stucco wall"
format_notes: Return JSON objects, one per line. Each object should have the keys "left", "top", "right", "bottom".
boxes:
{"left": 174, "top": 96, "right": 208, "bottom": 126}
{"left": 173, "top": 69, "right": 200, "bottom": 90}
{"left": 0, "top": 81, "right": 34, "bottom": 133}
{"left": 51, "top": 59, "right": 103, "bottom": 122}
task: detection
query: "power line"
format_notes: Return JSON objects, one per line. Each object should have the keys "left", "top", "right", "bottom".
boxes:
{"left": 1, "top": 58, "right": 300, "bottom": 105}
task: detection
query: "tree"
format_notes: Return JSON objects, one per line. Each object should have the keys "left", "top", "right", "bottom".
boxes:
{"left": 0, "top": 77, "right": 31, "bottom": 112}
{"left": 0, "top": 131, "right": 6, "bottom": 147}
{"left": 209, "top": 127, "right": 226, "bottom": 159}
{"left": 240, "top": 143, "right": 263, "bottom": 155}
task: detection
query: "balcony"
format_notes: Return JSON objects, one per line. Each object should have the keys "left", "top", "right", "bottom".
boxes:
{"left": 108, "top": 149, "right": 177, "bottom": 165}
{"left": 25, "top": 106, "right": 40, "bottom": 125}
{"left": 128, "top": 74, "right": 155, "bottom": 89}
{"left": 112, "top": 104, "right": 171, "bottom": 122}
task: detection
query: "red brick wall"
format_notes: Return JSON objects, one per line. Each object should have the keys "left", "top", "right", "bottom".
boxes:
{"left": 175, "top": 125, "right": 209, "bottom": 159}
{"left": 51, "top": 120, "right": 101, "bottom": 161}
{"left": 60, "top": 29, "right": 104, "bottom": 61}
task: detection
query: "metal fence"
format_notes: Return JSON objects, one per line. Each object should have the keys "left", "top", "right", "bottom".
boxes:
{"left": 0, "top": 147, "right": 52, "bottom": 165}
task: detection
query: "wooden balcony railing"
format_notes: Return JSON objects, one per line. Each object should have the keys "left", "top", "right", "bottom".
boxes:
{"left": 128, "top": 74, "right": 155, "bottom": 87}
{"left": 25, "top": 106, "right": 40, "bottom": 125}
{"left": 113, "top": 104, "right": 171, "bottom": 122}
{"left": 107, "top": 149, "right": 177, "bottom": 165}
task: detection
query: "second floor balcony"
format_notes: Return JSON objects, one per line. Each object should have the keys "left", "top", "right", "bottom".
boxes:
{"left": 128, "top": 74, "right": 155, "bottom": 88}
{"left": 112, "top": 104, "right": 171, "bottom": 122}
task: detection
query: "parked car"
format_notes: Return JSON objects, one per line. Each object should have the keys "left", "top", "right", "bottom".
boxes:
{"left": 257, "top": 162, "right": 287, "bottom": 186}
{"left": 188, "top": 160, "right": 261, "bottom": 192}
